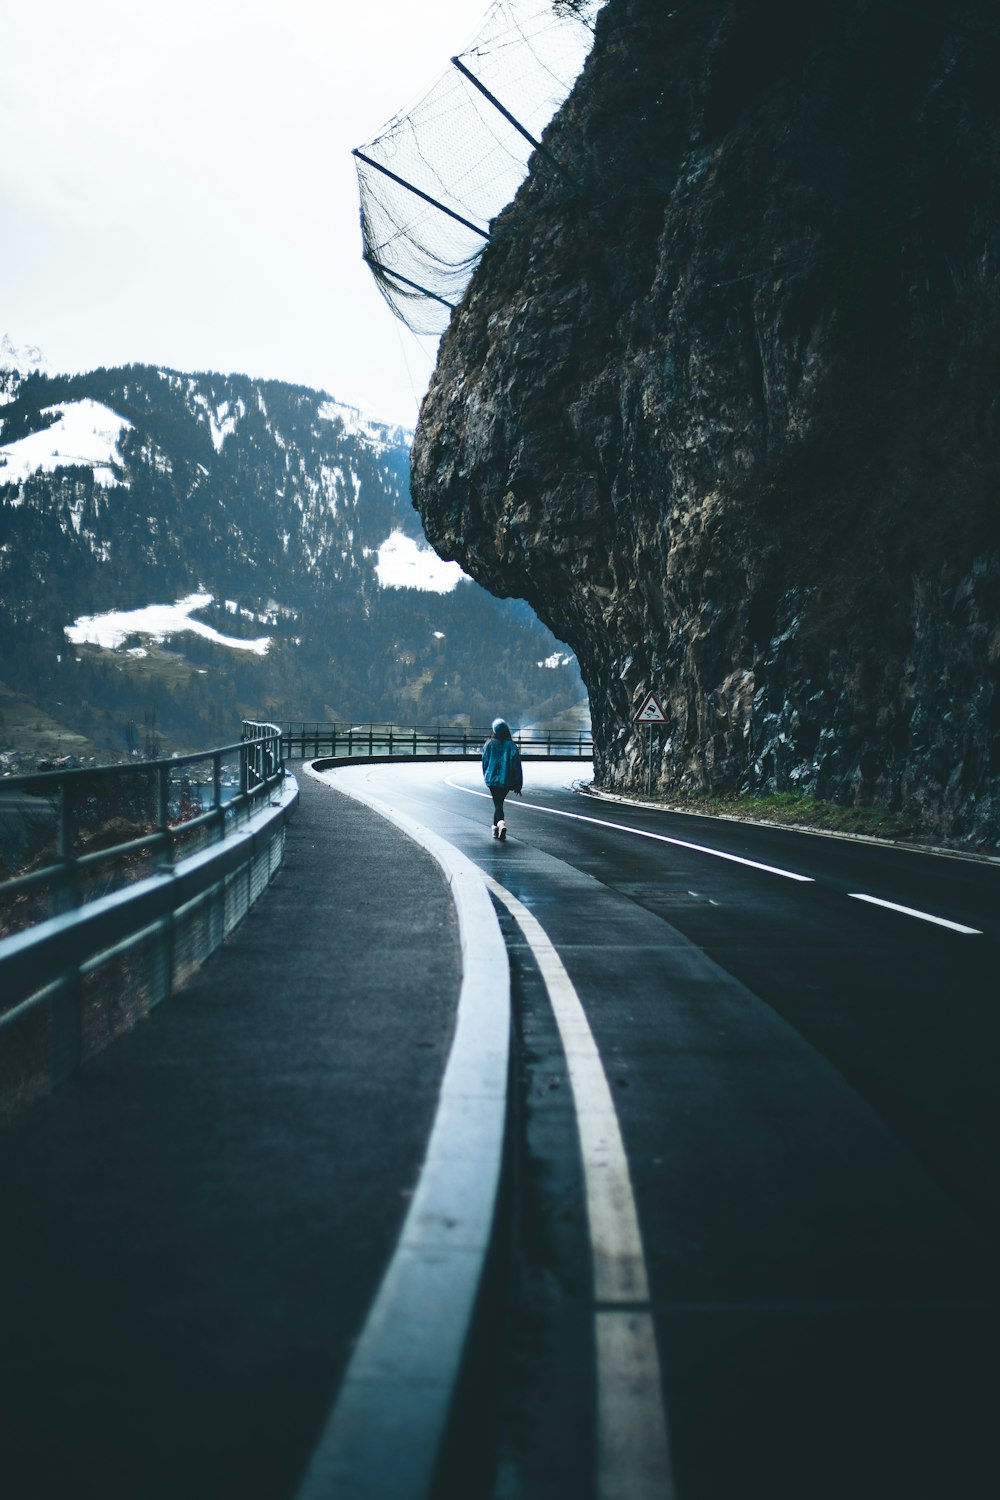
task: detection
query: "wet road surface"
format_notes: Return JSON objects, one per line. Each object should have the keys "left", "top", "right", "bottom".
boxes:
{"left": 333, "top": 760, "right": 998, "bottom": 1500}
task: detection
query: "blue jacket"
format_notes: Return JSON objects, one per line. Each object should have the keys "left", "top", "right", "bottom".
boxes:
{"left": 482, "top": 733, "right": 522, "bottom": 792}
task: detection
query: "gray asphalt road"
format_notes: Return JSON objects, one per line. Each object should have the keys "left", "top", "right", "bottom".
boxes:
{"left": 3, "top": 757, "right": 995, "bottom": 1500}
{"left": 0, "top": 771, "right": 460, "bottom": 1500}
{"left": 330, "top": 760, "right": 998, "bottom": 1500}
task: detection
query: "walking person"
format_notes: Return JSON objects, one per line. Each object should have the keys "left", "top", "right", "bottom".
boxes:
{"left": 482, "top": 717, "right": 522, "bottom": 840}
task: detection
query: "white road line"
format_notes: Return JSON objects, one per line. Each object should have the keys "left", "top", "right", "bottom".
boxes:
{"left": 485, "top": 875, "right": 675, "bottom": 1500}
{"left": 296, "top": 766, "right": 511, "bottom": 1500}
{"left": 447, "top": 777, "right": 983, "bottom": 936}
{"left": 849, "top": 893, "right": 983, "bottom": 935}
{"left": 446, "top": 776, "right": 813, "bottom": 882}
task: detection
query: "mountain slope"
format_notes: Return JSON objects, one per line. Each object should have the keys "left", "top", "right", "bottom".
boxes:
{"left": 0, "top": 357, "right": 584, "bottom": 755}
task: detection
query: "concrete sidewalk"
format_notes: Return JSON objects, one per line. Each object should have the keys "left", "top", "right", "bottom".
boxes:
{"left": 0, "top": 769, "right": 461, "bottom": 1500}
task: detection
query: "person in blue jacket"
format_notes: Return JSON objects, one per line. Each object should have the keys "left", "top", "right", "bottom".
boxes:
{"left": 482, "top": 717, "right": 522, "bottom": 840}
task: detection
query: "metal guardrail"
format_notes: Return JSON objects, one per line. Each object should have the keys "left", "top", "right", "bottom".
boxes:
{"left": 278, "top": 720, "right": 593, "bottom": 761}
{"left": 0, "top": 724, "right": 285, "bottom": 928}
{"left": 0, "top": 722, "right": 294, "bottom": 1119}
{"left": 0, "top": 715, "right": 587, "bottom": 1119}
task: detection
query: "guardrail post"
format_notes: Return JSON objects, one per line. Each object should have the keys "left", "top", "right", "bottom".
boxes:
{"left": 155, "top": 906, "right": 175, "bottom": 1010}
{"left": 157, "top": 764, "right": 171, "bottom": 866}
{"left": 389, "top": 725, "right": 394, "bottom": 754}
{"left": 54, "top": 782, "right": 76, "bottom": 916}
{"left": 57, "top": 780, "right": 71, "bottom": 863}
{"left": 369, "top": 726, "right": 374, "bottom": 756}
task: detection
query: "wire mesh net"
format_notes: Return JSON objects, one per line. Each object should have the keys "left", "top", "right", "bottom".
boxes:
{"left": 354, "top": 0, "right": 606, "bottom": 334}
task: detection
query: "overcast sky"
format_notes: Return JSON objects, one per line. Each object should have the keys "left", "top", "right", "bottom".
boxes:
{"left": 0, "top": 0, "right": 495, "bottom": 427}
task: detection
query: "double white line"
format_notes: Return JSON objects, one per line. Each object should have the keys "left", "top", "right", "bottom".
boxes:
{"left": 486, "top": 875, "right": 675, "bottom": 1500}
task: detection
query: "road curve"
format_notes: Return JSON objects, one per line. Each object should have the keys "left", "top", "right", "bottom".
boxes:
{"left": 325, "top": 760, "right": 998, "bottom": 1500}
{"left": 0, "top": 772, "right": 464, "bottom": 1500}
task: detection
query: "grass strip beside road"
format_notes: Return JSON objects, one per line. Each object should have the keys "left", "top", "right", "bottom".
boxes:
{"left": 591, "top": 786, "right": 996, "bottom": 854}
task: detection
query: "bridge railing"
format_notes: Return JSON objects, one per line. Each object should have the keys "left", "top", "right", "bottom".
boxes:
{"left": 0, "top": 722, "right": 294, "bottom": 1120}
{"left": 278, "top": 720, "right": 593, "bottom": 761}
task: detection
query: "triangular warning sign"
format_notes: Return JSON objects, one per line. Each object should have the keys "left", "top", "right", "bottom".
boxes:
{"left": 634, "top": 691, "right": 667, "bottom": 724}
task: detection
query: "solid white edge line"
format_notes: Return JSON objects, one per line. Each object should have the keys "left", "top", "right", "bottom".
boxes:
{"left": 585, "top": 783, "right": 1000, "bottom": 868}
{"left": 848, "top": 893, "right": 983, "bottom": 935}
{"left": 295, "top": 764, "right": 511, "bottom": 1500}
{"left": 485, "top": 875, "right": 675, "bottom": 1500}
{"left": 444, "top": 776, "right": 814, "bottom": 883}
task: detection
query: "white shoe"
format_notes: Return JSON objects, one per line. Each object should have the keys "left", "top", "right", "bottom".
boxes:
{"left": 498, "top": 820, "right": 507, "bottom": 841}
{"left": 492, "top": 823, "right": 500, "bottom": 839}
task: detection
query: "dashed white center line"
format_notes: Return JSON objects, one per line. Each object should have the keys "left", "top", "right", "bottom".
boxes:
{"left": 848, "top": 893, "right": 982, "bottom": 935}
{"left": 443, "top": 775, "right": 984, "bottom": 935}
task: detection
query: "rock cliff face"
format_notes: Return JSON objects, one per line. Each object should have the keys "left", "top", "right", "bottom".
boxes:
{"left": 411, "top": 0, "right": 1000, "bottom": 846}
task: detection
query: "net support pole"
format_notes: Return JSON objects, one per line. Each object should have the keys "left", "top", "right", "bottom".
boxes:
{"left": 362, "top": 255, "right": 457, "bottom": 310}
{"left": 352, "top": 149, "right": 490, "bottom": 239}
{"left": 451, "top": 56, "right": 578, "bottom": 188}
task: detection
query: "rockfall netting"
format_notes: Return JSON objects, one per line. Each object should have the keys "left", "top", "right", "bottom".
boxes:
{"left": 354, "top": 0, "right": 606, "bottom": 335}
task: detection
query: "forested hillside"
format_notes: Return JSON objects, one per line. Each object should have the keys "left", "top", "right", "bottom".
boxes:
{"left": 0, "top": 357, "right": 584, "bottom": 758}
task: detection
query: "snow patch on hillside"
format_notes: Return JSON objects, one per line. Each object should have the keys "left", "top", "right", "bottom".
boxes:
{"left": 190, "top": 394, "right": 246, "bottom": 451}
{"left": 318, "top": 398, "right": 412, "bottom": 454}
{"left": 375, "top": 531, "right": 467, "bottom": 593}
{"left": 66, "top": 592, "right": 271, "bottom": 655}
{"left": 0, "top": 400, "right": 131, "bottom": 487}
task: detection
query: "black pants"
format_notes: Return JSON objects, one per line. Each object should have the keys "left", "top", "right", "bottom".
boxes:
{"left": 490, "top": 786, "right": 507, "bottom": 825}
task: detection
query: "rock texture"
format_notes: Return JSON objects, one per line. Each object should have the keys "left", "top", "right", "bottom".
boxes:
{"left": 411, "top": 0, "right": 1000, "bottom": 846}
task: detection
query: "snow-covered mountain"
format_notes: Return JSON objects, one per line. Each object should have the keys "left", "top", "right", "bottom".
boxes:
{"left": 0, "top": 335, "right": 48, "bottom": 373}
{"left": 0, "top": 336, "right": 48, "bottom": 405}
{"left": 0, "top": 356, "right": 583, "bottom": 754}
